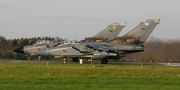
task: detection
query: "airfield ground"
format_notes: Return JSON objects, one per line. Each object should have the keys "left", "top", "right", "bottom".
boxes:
{"left": 0, "top": 60, "right": 180, "bottom": 90}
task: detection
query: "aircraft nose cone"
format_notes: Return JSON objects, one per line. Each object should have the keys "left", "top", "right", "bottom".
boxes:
{"left": 13, "top": 47, "right": 24, "bottom": 53}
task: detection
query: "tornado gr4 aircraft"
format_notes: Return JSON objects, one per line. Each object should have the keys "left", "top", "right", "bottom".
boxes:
{"left": 13, "top": 22, "right": 126, "bottom": 61}
{"left": 34, "top": 19, "right": 160, "bottom": 64}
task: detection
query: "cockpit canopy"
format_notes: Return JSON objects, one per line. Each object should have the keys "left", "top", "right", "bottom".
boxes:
{"left": 34, "top": 40, "right": 54, "bottom": 45}
{"left": 59, "top": 40, "right": 78, "bottom": 44}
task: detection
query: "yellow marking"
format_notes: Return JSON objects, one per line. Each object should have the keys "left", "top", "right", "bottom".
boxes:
{"left": 30, "top": 49, "right": 38, "bottom": 53}
{"left": 59, "top": 52, "right": 61, "bottom": 54}
{"left": 53, "top": 51, "right": 61, "bottom": 54}
{"left": 113, "top": 26, "right": 116, "bottom": 30}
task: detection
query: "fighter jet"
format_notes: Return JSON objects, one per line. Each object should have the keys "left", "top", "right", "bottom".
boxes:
{"left": 34, "top": 19, "right": 160, "bottom": 64}
{"left": 13, "top": 22, "right": 126, "bottom": 61}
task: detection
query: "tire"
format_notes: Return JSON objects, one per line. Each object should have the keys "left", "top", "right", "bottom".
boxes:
{"left": 38, "top": 59, "right": 41, "bottom": 62}
{"left": 101, "top": 59, "right": 108, "bottom": 64}
{"left": 72, "top": 57, "right": 79, "bottom": 62}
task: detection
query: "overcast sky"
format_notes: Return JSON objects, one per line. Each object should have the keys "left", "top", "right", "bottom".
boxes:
{"left": 0, "top": 0, "right": 180, "bottom": 40}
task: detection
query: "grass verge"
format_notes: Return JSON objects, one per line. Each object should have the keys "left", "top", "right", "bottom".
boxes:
{"left": 0, "top": 62, "right": 180, "bottom": 90}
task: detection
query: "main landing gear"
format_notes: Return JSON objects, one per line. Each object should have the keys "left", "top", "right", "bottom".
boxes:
{"left": 72, "top": 57, "right": 79, "bottom": 62}
{"left": 101, "top": 58, "right": 108, "bottom": 64}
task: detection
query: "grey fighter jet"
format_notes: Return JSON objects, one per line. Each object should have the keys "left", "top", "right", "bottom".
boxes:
{"left": 35, "top": 19, "right": 160, "bottom": 64}
{"left": 13, "top": 22, "right": 126, "bottom": 60}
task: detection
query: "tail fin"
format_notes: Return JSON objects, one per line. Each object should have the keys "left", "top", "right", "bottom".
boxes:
{"left": 124, "top": 19, "right": 160, "bottom": 43}
{"left": 93, "top": 22, "right": 126, "bottom": 41}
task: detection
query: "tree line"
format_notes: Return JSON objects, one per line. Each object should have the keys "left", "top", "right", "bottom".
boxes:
{"left": 124, "top": 37, "right": 180, "bottom": 62}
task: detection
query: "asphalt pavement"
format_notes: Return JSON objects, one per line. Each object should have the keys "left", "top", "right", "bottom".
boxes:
{"left": 1, "top": 60, "right": 180, "bottom": 66}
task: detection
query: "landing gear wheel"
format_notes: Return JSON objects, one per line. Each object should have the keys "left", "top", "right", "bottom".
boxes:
{"left": 38, "top": 56, "right": 41, "bottom": 62}
{"left": 72, "top": 57, "right": 79, "bottom": 62}
{"left": 101, "top": 58, "right": 108, "bottom": 64}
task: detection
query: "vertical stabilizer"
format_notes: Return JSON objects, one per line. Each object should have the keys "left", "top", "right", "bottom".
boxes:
{"left": 93, "top": 22, "right": 126, "bottom": 41}
{"left": 124, "top": 19, "right": 160, "bottom": 43}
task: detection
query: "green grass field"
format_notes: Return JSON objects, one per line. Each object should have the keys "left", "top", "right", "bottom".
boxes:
{"left": 0, "top": 62, "right": 180, "bottom": 90}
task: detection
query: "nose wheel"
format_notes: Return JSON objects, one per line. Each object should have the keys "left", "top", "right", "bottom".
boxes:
{"left": 38, "top": 56, "right": 41, "bottom": 62}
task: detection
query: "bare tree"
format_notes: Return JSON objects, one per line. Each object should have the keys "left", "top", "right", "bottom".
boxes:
{"left": 54, "top": 36, "right": 63, "bottom": 42}
{"left": 0, "top": 36, "right": 6, "bottom": 42}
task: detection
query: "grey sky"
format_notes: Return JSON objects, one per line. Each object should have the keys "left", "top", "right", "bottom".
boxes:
{"left": 0, "top": 0, "right": 179, "bottom": 40}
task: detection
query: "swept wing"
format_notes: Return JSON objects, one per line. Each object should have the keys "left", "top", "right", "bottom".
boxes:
{"left": 86, "top": 44, "right": 115, "bottom": 52}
